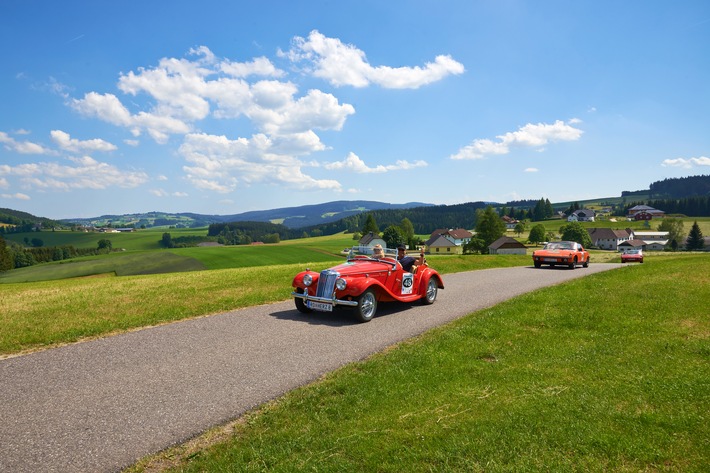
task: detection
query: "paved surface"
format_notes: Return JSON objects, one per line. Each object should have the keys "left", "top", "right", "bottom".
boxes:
{"left": 0, "top": 264, "right": 623, "bottom": 472}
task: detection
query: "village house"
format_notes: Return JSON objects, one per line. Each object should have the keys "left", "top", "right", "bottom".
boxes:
{"left": 627, "top": 205, "right": 665, "bottom": 220}
{"left": 501, "top": 215, "right": 520, "bottom": 230}
{"left": 587, "top": 228, "right": 631, "bottom": 250}
{"left": 630, "top": 231, "right": 669, "bottom": 251}
{"left": 567, "top": 209, "right": 596, "bottom": 222}
{"left": 358, "top": 231, "right": 387, "bottom": 253}
{"left": 425, "top": 233, "right": 462, "bottom": 254}
{"left": 488, "top": 236, "right": 527, "bottom": 255}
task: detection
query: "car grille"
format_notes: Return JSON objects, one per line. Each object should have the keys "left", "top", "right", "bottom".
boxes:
{"left": 316, "top": 270, "right": 339, "bottom": 298}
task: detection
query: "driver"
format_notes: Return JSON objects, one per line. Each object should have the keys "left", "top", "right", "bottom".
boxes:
{"left": 397, "top": 245, "right": 425, "bottom": 272}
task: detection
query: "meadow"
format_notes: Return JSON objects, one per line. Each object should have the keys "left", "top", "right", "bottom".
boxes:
{"left": 2, "top": 226, "right": 708, "bottom": 471}
{"left": 127, "top": 253, "right": 709, "bottom": 472}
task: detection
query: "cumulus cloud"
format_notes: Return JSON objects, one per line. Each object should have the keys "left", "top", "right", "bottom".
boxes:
{"left": 524, "top": 167, "right": 539, "bottom": 173}
{"left": 1, "top": 192, "right": 30, "bottom": 200}
{"left": 661, "top": 156, "right": 710, "bottom": 168}
{"left": 0, "top": 157, "right": 149, "bottom": 190}
{"left": 283, "top": 30, "right": 465, "bottom": 89}
{"left": 451, "top": 119, "right": 584, "bottom": 160}
{"left": 0, "top": 131, "right": 55, "bottom": 155}
{"left": 50, "top": 130, "right": 117, "bottom": 153}
{"left": 324, "top": 152, "right": 427, "bottom": 173}
{"left": 179, "top": 132, "right": 341, "bottom": 193}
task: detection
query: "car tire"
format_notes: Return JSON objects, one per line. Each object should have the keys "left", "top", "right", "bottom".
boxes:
{"left": 569, "top": 257, "right": 577, "bottom": 269}
{"left": 534, "top": 261, "right": 542, "bottom": 268}
{"left": 294, "top": 289, "right": 312, "bottom": 313}
{"left": 355, "top": 289, "right": 377, "bottom": 323}
{"left": 583, "top": 258, "right": 589, "bottom": 268}
{"left": 422, "top": 278, "right": 438, "bottom": 305}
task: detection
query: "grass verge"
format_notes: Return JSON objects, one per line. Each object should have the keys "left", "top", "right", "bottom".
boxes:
{"left": 129, "top": 255, "right": 709, "bottom": 472}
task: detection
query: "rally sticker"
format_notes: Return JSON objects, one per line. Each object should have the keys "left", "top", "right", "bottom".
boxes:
{"left": 402, "top": 273, "right": 414, "bottom": 294}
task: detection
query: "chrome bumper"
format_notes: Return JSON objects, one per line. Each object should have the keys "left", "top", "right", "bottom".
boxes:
{"left": 291, "top": 291, "right": 359, "bottom": 307}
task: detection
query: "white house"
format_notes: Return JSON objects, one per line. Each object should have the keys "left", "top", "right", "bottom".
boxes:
{"left": 567, "top": 209, "right": 596, "bottom": 222}
{"left": 587, "top": 228, "right": 631, "bottom": 250}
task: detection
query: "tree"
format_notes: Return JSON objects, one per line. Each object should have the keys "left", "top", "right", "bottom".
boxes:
{"left": 685, "top": 221, "right": 705, "bottom": 251}
{"left": 97, "top": 239, "right": 112, "bottom": 252}
{"left": 160, "top": 232, "right": 173, "bottom": 248}
{"left": 463, "top": 237, "right": 486, "bottom": 254}
{"left": 657, "top": 218, "right": 684, "bottom": 251}
{"left": 382, "top": 225, "right": 405, "bottom": 249}
{"left": 559, "top": 222, "right": 592, "bottom": 248}
{"left": 362, "top": 214, "right": 379, "bottom": 235}
{"left": 528, "top": 224, "right": 547, "bottom": 245}
{"left": 0, "top": 237, "right": 12, "bottom": 271}
{"left": 475, "top": 206, "right": 506, "bottom": 250}
{"left": 400, "top": 218, "right": 415, "bottom": 246}
{"left": 514, "top": 222, "right": 526, "bottom": 237}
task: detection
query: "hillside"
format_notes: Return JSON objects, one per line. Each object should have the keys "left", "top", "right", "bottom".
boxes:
{"left": 58, "top": 201, "right": 433, "bottom": 229}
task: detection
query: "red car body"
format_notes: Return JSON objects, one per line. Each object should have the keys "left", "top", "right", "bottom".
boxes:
{"left": 292, "top": 248, "right": 444, "bottom": 322}
{"left": 532, "top": 241, "right": 590, "bottom": 269}
{"left": 621, "top": 249, "right": 644, "bottom": 263}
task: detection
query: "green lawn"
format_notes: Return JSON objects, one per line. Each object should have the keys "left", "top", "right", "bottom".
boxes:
{"left": 130, "top": 254, "right": 710, "bottom": 472}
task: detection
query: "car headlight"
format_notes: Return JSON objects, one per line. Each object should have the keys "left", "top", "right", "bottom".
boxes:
{"left": 335, "top": 278, "right": 347, "bottom": 291}
{"left": 303, "top": 274, "right": 313, "bottom": 286}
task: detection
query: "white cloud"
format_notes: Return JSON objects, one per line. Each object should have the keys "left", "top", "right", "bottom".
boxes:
{"left": 179, "top": 132, "right": 341, "bottom": 193}
{"left": 324, "top": 152, "right": 427, "bottom": 173}
{"left": 0, "top": 156, "right": 149, "bottom": 190}
{"left": 661, "top": 156, "right": 710, "bottom": 168}
{"left": 524, "top": 167, "right": 539, "bottom": 173}
{"left": 284, "top": 30, "right": 464, "bottom": 89}
{"left": 451, "top": 119, "right": 583, "bottom": 160}
{"left": 50, "top": 130, "right": 117, "bottom": 153}
{"left": 1, "top": 192, "right": 30, "bottom": 200}
{"left": 0, "top": 131, "right": 55, "bottom": 155}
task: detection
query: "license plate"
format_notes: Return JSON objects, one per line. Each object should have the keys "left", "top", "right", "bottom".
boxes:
{"left": 308, "top": 301, "right": 333, "bottom": 312}
{"left": 544, "top": 258, "right": 557, "bottom": 262}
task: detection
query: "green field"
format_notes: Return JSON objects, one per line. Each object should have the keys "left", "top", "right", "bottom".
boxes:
{"left": 2, "top": 227, "right": 708, "bottom": 470}
{"left": 127, "top": 254, "right": 709, "bottom": 472}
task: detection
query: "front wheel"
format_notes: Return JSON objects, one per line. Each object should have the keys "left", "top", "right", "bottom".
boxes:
{"left": 569, "top": 257, "right": 577, "bottom": 269}
{"left": 422, "top": 278, "right": 438, "bottom": 305}
{"left": 355, "top": 289, "right": 377, "bottom": 323}
{"left": 294, "top": 289, "right": 312, "bottom": 313}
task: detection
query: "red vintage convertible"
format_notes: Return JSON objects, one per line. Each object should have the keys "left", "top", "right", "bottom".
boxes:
{"left": 532, "top": 241, "right": 590, "bottom": 269}
{"left": 292, "top": 247, "right": 444, "bottom": 322}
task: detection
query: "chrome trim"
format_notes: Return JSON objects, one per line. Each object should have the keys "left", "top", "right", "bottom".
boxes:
{"left": 291, "top": 291, "right": 359, "bottom": 307}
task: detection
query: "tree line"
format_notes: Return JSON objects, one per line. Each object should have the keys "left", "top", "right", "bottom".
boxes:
{"left": 649, "top": 174, "right": 710, "bottom": 199}
{"left": 0, "top": 237, "right": 113, "bottom": 271}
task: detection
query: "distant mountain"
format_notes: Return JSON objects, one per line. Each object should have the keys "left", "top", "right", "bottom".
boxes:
{"left": 59, "top": 201, "right": 434, "bottom": 229}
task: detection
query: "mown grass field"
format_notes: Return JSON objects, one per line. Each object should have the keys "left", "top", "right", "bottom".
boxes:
{"left": 125, "top": 254, "right": 709, "bottom": 472}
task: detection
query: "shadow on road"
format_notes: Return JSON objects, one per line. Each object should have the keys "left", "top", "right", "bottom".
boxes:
{"left": 269, "top": 301, "right": 419, "bottom": 326}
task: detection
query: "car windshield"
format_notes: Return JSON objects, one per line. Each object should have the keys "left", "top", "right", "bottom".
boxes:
{"left": 544, "top": 242, "right": 574, "bottom": 250}
{"left": 346, "top": 246, "right": 398, "bottom": 261}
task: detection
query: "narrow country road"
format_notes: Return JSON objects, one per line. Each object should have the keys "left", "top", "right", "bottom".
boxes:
{"left": 0, "top": 264, "right": 623, "bottom": 472}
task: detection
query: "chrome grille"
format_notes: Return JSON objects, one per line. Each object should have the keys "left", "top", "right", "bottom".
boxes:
{"left": 316, "top": 270, "right": 339, "bottom": 298}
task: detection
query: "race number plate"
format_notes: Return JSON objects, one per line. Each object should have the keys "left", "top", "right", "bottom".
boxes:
{"left": 544, "top": 258, "right": 557, "bottom": 262}
{"left": 308, "top": 301, "right": 333, "bottom": 312}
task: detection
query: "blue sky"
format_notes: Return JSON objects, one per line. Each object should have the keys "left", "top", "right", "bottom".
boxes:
{"left": 1, "top": 1, "right": 708, "bottom": 219}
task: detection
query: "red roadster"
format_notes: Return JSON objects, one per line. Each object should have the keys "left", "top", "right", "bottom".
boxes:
{"left": 292, "top": 247, "right": 444, "bottom": 322}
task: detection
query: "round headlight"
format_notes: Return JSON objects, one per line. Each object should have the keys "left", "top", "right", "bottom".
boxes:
{"left": 303, "top": 273, "right": 313, "bottom": 286}
{"left": 335, "top": 278, "right": 347, "bottom": 291}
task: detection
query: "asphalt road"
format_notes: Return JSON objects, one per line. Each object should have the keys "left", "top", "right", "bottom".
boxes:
{"left": 0, "top": 263, "right": 623, "bottom": 472}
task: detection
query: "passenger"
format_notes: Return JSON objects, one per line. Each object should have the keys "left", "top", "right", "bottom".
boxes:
{"left": 397, "top": 245, "right": 425, "bottom": 272}
{"left": 372, "top": 244, "right": 384, "bottom": 258}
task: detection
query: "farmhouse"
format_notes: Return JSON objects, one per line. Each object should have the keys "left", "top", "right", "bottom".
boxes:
{"left": 488, "top": 236, "right": 527, "bottom": 255}
{"left": 627, "top": 205, "right": 665, "bottom": 220}
{"left": 630, "top": 231, "right": 669, "bottom": 251}
{"left": 501, "top": 215, "right": 520, "bottom": 230}
{"left": 587, "top": 228, "right": 631, "bottom": 250}
{"left": 358, "top": 232, "right": 387, "bottom": 253}
{"left": 567, "top": 209, "right": 595, "bottom": 222}
{"left": 425, "top": 234, "right": 462, "bottom": 255}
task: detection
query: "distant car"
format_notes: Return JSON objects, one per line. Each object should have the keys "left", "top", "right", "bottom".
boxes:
{"left": 532, "top": 241, "right": 590, "bottom": 269}
{"left": 621, "top": 249, "right": 644, "bottom": 263}
{"left": 292, "top": 247, "right": 444, "bottom": 322}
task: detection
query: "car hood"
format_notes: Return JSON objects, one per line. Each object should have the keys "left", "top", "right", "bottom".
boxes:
{"left": 325, "top": 259, "right": 396, "bottom": 275}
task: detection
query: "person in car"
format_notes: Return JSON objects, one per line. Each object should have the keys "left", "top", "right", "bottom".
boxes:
{"left": 397, "top": 245, "right": 425, "bottom": 272}
{"left": 372, "top": 244, "right": 385, "bottom": 258}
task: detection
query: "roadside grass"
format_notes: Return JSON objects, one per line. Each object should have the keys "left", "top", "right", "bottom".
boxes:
{"left": 0, "top": 252, "right": 533, "bottom": 356}
{"left": 131, "top": 255, "right": 710, "bottom": 472}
